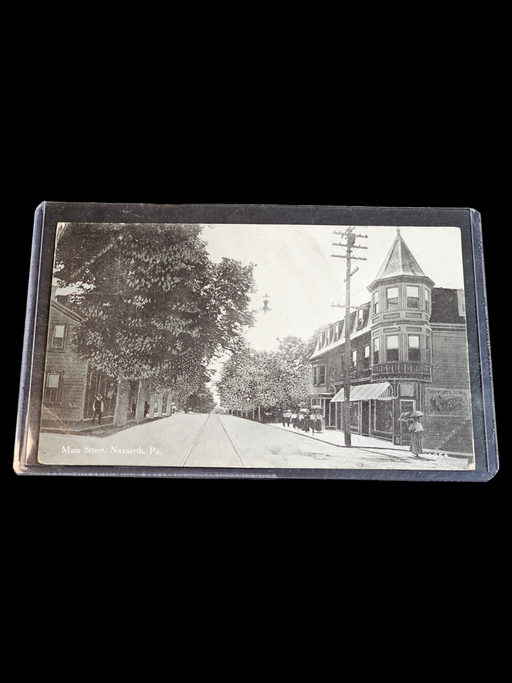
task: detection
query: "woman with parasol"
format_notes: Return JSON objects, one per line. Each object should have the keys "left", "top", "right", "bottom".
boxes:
{"left": 407, "top": 411, "right": 424, "bottom": 456}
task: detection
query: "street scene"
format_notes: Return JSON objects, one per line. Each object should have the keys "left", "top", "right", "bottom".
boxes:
{"left": 37, "top": 221, "right": 475, "bottom": 471}
{"left": 38, "top": 412, "right": 469, "bottom": 470}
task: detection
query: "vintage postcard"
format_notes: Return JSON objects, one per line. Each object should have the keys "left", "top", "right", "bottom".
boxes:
{"left": 15, "top": 204, "right": 498, "bottom": 480}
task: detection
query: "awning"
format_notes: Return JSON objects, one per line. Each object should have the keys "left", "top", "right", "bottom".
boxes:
{"left": 331, "top": 382, "right": 392, "bottom": 402}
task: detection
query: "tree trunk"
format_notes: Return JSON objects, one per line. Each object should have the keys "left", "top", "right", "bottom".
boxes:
{"left": 114, "top": 379, "right": 130, "bottom": 426}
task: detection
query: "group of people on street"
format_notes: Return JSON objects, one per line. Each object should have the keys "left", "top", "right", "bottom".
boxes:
{"left": 281, "top": 409, "right": 322, "bottom": 434}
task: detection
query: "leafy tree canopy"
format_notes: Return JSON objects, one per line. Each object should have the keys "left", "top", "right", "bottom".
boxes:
{"left": 54, "top": 223, "right": 256, "bottom": 387}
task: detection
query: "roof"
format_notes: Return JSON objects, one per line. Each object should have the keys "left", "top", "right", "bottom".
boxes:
{"left": 50, "top": 298, "right": 85, "bottom": 324}
{"left": 370, "top": 230, "right": 430, "bottom": 285}
{"left": 429, "top": 288, "right": 466, "bottom": 324}
{"left": 309, "top": 304, "right": 371, "bottom": 361}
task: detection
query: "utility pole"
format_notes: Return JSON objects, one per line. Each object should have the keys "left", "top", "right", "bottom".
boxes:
{"left": 331, "top": 227, "right": 368, "bottom": 447}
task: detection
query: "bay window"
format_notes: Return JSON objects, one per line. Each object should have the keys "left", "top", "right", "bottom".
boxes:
{"left": 386, "top": 287, "right": 399, "bottom": 310}
{"left": 408, "top": 335, "right": 420, "bottom": 362}
{"left": 406, "top": 286, "right": 419, "bottom": 309}
{"left": 386, "top": 335, "right": 399, "bottom": 361}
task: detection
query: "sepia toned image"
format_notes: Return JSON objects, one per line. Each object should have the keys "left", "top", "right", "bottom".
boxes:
{"left": 36, "top": 220, "right": 475, "bottom": 471}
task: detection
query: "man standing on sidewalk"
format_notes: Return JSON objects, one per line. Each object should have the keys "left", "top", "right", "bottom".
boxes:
{"left": 92, "top": 395, "right": 104, "bottom": 425}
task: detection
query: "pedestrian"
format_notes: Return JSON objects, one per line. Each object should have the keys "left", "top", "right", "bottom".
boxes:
{"left": 282, "top": 410, "right": 287, "bottom": 427}
{"left": 409, "top": 416, "right": 424, "bottom": 456}
{"left": 284, "top": 409, "right": 292, "bottom": 427}
{"left": 291, "top": 412, "right": 298, "bottom": 429}
{"left": 92, "top": 395, "right": 104, "bottom": 425}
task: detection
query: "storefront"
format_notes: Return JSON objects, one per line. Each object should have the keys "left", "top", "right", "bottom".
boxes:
{"left": 330, "top": 381, "right": 397, "bottom": 440}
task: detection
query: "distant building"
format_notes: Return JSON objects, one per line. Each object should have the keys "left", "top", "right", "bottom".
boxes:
{"left": 309, "top": 229, "right": 473, "bottom": 453}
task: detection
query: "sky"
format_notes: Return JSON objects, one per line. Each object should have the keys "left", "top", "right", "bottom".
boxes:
{"left": 201, "top": 223, "right": 466, "bottom": 354}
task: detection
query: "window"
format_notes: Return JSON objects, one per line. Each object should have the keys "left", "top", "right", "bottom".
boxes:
{"left": 313, "top": 365, "right": 326, "bottom": 385}
{"left": 373, "top": 291, "right": 379, "bottom": 314}
{"left": 364, "top": 344, "right": 370, "bottom": 368}
{"left": 386, "top": 287, "right": 399, "bottom": 310}
{"left": 386, "top": 335, "right": 399, "bottom": 361}
{"left": 52, "top": 324, "right": 66, "bottom": 349}
{"left": 457, "top": 289, "right": 466, "bottom": 317}
{"left": 357, "top": 308, "right": 364, "bottom": 330}
{"left": 425, "top": 335, "right": 430, "bottom": 362}
{"left": 424, "top": 287, "right": 430, "bottom": 312}
{"left": 373, "top": 338, "right": 380, "bottom": 365}
{"left": 406, "top": 286, "right": 419, "bottom": 309}
{"left": 408, "top": 335, "right": 420, "bottom": 362}
{"left": 44, "top": 372, "right": 62, "bottom": 403}
{"left": 352, "top": 349, "right": 357, "bottom": 368}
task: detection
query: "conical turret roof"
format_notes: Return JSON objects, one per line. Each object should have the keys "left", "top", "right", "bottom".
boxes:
{"left": 368, "top": 229, "right": 435, "bottom": 292}
{"left": 374, "top": 229, "right": 426, "bottom": 280}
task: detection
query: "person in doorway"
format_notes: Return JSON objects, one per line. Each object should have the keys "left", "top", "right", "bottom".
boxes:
{"left": 409, "top": 416, "right": 424, "bottom": 456}
{"left": 92, "top": 395, "right": 104, "bottom": 425}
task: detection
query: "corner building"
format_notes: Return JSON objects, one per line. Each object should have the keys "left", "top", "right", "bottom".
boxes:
{"left": 309, "top": 229, "right": 473, "bottom": 454}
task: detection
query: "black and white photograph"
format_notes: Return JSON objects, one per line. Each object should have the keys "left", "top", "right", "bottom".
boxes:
{"left": 32, "top": 216, "right": 479, "bottom": 474}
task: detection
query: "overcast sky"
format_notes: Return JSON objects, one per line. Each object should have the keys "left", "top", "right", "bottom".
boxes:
{"left": 201, "top": 224, "right": 466, "bottom": 353}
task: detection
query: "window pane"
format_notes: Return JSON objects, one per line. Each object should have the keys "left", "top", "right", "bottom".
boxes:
{"left": 364, "top": 345, "right": 370, "bottom": 357}
{"left": 406, "top": 286, "right": 419, "bottom": 297}
{"left": 387, "top": 348, "right": 399, "bottom": 361}
{"left": 47, "top": 373, "right": 60, "bottom": 388}
{"left": 387, "top": 335, "right": 398, "bottom": 348}
{"left": 54, "top": 325, "right": 65, "bottom": 337}
{"left": 386, "top": 287, "right": 398, "bottom": 309}
{"left": 408, "top": 335, "right": 420, "bottom": 348}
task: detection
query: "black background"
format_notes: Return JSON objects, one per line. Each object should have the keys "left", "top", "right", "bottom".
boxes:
{"left": 8, "top": 99, "right": 504, "bottom": 578}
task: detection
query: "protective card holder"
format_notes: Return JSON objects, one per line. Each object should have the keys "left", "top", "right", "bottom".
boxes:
{"left": 14, "top": 203, "right": 498, "bottom": 481}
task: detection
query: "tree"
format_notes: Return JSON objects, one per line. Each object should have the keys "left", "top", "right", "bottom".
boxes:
{"left": 186, "top": 385, "right": 217, "bottom": 413}
{"left": 273, "top": 336, "right": 313, "bottom": 408}
{"left": 54, "top": 223, "right": 256, "bottom": 396}
{"left": 216, "top": 337, "right": 315, "bottom": 419}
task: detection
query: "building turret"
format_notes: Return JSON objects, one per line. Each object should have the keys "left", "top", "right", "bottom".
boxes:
{"left": 367, "top": 228, "right": 434, "bottom": 384}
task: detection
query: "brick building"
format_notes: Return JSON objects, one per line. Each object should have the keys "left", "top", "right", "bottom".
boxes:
{"left": 309, "top": 229, "right": 473, "bottom": 454}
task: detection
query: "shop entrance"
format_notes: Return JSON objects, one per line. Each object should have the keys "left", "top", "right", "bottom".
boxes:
{"left": 361, "top": 401, "right": 370, "bottom": 436}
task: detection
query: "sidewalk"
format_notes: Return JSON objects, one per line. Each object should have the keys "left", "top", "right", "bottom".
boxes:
{"left": 40, "top": 414, "right": 169, "bottom": 437}
{"left": 269, "top": 422, "right": 472, "bottom": 461}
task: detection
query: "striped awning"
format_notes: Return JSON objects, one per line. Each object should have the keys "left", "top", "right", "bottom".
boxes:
{"left": 331, "top": 382, "right": 392, "bottom": 402}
